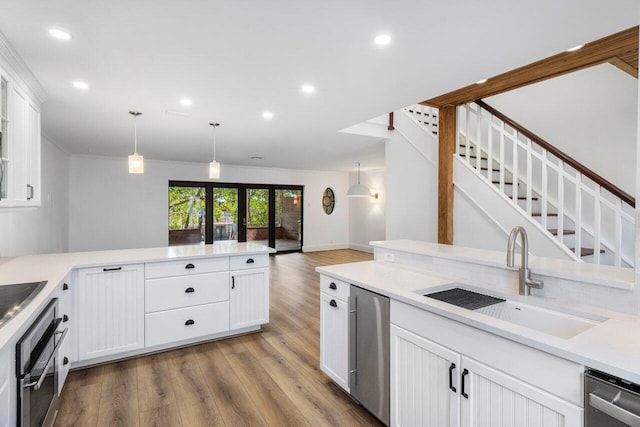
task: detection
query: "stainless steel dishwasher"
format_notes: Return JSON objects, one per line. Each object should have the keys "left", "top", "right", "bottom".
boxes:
{"left": 349, "top": 285, "right": 389, "bottom": 426}
{"left": 585, "top": 368, "right": 640, "bottom": 426}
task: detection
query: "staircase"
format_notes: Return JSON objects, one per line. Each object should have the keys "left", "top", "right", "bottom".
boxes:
{"left": 403, "top": 102, "right": 635, "bottom": 268}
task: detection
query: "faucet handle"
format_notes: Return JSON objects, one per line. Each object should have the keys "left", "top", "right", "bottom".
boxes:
{"left": 526, "top": 276, "right": 544, "bottom": 290}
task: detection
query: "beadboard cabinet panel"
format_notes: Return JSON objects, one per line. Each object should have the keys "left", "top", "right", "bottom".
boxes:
{"left": 229, "top": 267, "right": 269, "bottom": 329}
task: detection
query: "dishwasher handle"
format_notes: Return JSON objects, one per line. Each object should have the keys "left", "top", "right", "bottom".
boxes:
{"left": 590, "top": 392, "right": 640, "bottom": 427}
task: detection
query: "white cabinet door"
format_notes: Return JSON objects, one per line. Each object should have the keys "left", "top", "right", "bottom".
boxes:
{"left": 229, "top": 267, "right": 269, "bottom": 330}
{"left": 461, "top": 357, "right": 582, "bottom": 427}
{"left": 57, "top": 277, "right": 74, "bottom": 394}
{"left": 319, "top": 292, "right": 349, "bottom": 392}
{"left": 391, "top": 324, "right": 461, "bottom": 427}
{"left": 77, "top": 264, "right": 145, "bottom": 361}
{"left": 0, "top": 344, "right": 11, "bottom": 427}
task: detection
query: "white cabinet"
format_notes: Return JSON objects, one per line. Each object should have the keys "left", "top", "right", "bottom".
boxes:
{"left": 57, "top": 276, "right": 74, "bottom": 394}
{"left": 390, "top": 324, "right": 460, "bottom": 427}
{"left": 461, "top": 357, "right": 582, "bottom": 427}
{"left": 390, "top": 323, "right": 583, "bottom": 427}
{"left": 77, "top": 264, "right": 144, "bottom": 361}
{"left": 0, "top": 344, "right": 11, "bottom": 427}
{"left": 229, "top": 267, "right": 269, "bottom": 329}
{"left": 0, "top": 66, "right": 41, "bottom": 207}
{"left": 319, "top": 290, "right": 350, "bottom": 392}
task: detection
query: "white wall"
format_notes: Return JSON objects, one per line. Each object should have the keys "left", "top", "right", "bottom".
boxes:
{"left": 486, "top": 63, "right": 638, "bottom": 196}
{"left": 385, "top": 111, "right": 439, "bottom": 243}
{"left": 349, "top": 168, "right": 386, "bottom": 252}
{"left": 0, "top": 135, "right": 69, "bottom": 256}
{"left": 68, "top": 156, "right": 350, "bottom": 252}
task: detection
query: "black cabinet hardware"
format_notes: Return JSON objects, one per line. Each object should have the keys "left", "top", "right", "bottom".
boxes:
{"left": 246, "top": 258, "right": 255, "bottom": 264}
{"left": 185, "top": 319, "right": 195, "bottom": 326}
{"left": 63, "top": 357, "right": 69, "bottom": 366}
{"left": 329, "top": 282, "right": 337, "bottom": 290}
{"left": 461, "top": 369, "right": 469, "bottom": 399}
{"left": 231, "top": 276, "right": 235, "bottom": 289}
{"left": 103, "top": 267, "right": 122, "bottom": 272}
{"left": 329, "top": 299, "right": 337, "bottom": 308}
{"left": 185, "top": 263, "right": 195, "bottom": 269}
{"left": 63, "top": 315, "right": 69, "bottom": 322}
{"left": 449, "top": 363, "right": 457, "bottom": 392}
{"left": 185, "top": 287, "right": 195, "bottom": 293}
{"left": 62, "top": 283, "right": 69, "bottom": 291}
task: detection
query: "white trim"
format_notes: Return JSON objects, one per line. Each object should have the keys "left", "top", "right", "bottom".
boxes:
{"left": 349, "top": 243, "right": 374, "bottom": 253}
{"left": 0, "top": 29, "right": 47, "bottom": 103}
{"left": 302, "top": 243, "right": 349, "bottom": 252}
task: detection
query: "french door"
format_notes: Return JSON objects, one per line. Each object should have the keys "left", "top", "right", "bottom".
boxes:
{"left": 169, "top": 181, "right": 303, "bottom": 252}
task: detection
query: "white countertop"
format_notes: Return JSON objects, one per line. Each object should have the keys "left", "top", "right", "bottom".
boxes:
{"left": 371, "top": 240, "right": 635, "bottom": 290}
{"left": 317, "top": 260, "right": 640, "bottom": 384}
{"left": 0, "top": 241, "right": 274, "bottom": 348}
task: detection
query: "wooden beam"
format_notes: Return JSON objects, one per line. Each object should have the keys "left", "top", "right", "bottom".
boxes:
{"left": 438, "top": 106, "right": 456, "bottom": 244}
{"left": 609, "top": 56, "right": 639, "bottom": 78}
{"left": 423, "top": 26, "right": 638, "bottom": 107}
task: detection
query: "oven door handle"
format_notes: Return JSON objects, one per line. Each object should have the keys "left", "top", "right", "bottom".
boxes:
{"left": 589, "top": 392, "right": 640, "bottom": 427}
{"left": 24, "top": 327, "right": 68, "bottom": 391}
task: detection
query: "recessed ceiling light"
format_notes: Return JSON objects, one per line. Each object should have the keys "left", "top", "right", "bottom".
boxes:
{"left": 49, "top": 28, "right": 71, "bottom": 41}
{"left": 180, "top": 98, "right": 192, "bottom": 106}
{"left": 374, "top": 34, "right": 391, "bottom": 46}
{"left": 566, "top": 44, "right": 584, "bottom": 52}
{"left": 73, "top": 81, "right": 89, "bottom": 90}
{"left": 301, "top": 84, "right": 315, "bottom": 94}
{"left": 262, "top": 111, "right": 273, "bottom": 120}
{"left": 476, "top": 78, "right": 488, "bottom": 84}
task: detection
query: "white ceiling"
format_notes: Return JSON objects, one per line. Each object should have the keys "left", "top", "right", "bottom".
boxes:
{"left": 0, "top": 0, "right": 638, "bottom": 172}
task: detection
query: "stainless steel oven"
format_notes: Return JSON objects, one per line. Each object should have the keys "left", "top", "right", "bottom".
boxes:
{"left": 16, "top": 299, "right": 68, "bottom": 427}
{"left": 585, "top": 368, "right": 640, "bottom": 427}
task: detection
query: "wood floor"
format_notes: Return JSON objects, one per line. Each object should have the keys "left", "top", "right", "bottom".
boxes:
{"left": 55, "top": 249, "right": 381, "bottom": 427}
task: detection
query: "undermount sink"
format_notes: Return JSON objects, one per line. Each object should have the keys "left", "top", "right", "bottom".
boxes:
{"left": 422, "top": 285, "right": 607, "bottom": 339}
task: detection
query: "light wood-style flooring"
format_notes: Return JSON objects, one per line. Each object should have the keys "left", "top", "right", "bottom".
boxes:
{"left": 55, "top": 249, "right": 381, "bottom": 426}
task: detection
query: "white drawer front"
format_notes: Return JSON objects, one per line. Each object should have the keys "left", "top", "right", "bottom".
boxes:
{"left": 229, "top": 254, "right": 269, "bottom": 270}
{"left": 145, "top": 257, "right": 229, "bottom": 279}
{"left": 320, "top": 275, "right": 350, "bottom": 301}
{"left": 145, "top": 272, "right": 229, "bottom": 313}
{"left": 145, "top": 302, "right": 230, "bottom": 348}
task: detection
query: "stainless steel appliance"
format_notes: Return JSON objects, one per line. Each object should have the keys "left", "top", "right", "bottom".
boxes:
{"left": 16, "top": 298, "right": 68, "bottom": 427}
{"left": 349, "top": 285, "right": 390, "bottom": 426}
{"left": 585, "top": 368, "right": 640, "bottom": 426}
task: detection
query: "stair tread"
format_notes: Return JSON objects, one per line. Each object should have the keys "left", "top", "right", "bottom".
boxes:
{"left": 459, "top": 154, "right": 488, "bottom": 160}
{"left": 571, "top": 248, "right": 606, "bottom": 257}
{"left": 532, "top": 212, "right": 558, "bottom": 216}
{"left": 510, "top": 195, "right": 539, "bottom": 201}
{"left": 480, "top": 166, "right": 501, "bottom": 172}
{"left": 548, "top": 229, "right": 575, "bottom": 236}
{"left": 492, "top": 180, "right": 516, "bottom": 185}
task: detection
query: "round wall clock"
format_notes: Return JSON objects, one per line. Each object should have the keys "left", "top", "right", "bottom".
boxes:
{"left": 322, "top": 188, "right": 335, "bottom": 215}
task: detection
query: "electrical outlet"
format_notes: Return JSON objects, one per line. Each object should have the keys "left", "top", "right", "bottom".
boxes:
{"left": 383, "top": 253, "right": 395, "bottom": 262}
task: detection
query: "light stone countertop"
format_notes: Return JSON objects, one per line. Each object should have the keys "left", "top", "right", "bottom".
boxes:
{"left": 0, "top": 241, "right": 274, "bottom": 349}
{"left": 316, "top": 259, "right": 640, "bottom": 384}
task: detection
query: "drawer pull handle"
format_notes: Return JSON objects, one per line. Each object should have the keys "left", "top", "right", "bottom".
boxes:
{"left": 329, "top": 299, "right": 338, "bottom": 308}
{"left": 103, "top": 267, "right": 122, "bottom": 272}
{"left": 232, "top": 276, "right": 235, "bottom": 289}
{"left": 62, "top": 283, "right": 69, "bottom": 291}
{"left": 449, "top": 363, "right": 456, "bottom": 392}
{"left": 461, "top": 369, "right": 469, "bottom": 399}
{"left": 63, "top": 357, "right": 69, "bottom": 366}
{"left": 185, "top": 287, "right": 195, "bottom": 293}
{"left": 185, "top": 263, "right": 195, "bottom": 269}
{"left": 329, "top": 282, "right": 337, "bottom": 290}
{"left": 63, "top": 314, "right": 69, "bottom": 322}
{"left": 246, "top": 258, "right": 255, "bottom": 264}
{"left": 185, "top": 319, "right": 195, "bottom": 326}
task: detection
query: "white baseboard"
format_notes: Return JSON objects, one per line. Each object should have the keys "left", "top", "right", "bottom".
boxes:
{"left": 302, "top": 243, "right": 349, "bottom": 252}
{"left": 349, "top": 243, "right": 374, "bottom": 253}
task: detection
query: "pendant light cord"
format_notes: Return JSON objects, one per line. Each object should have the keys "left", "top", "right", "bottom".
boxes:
{"left": 357, "top": 162, "right": 361, "bottom": 184}
{"left": 134, "top": 115, "right": 138, "bottom": 154}
{"left": 213, "top": 124, "right": 216, "bottom": 161}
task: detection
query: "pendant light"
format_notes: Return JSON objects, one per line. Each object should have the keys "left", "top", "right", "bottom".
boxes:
{"left": 128, "top": 111, "right": 144, "bottom": 174}
{"left": 209, "top": 122, "right": 221, "bottom": 179}
{"left": 347, "top": 162, "right": 372, "bottom": 197}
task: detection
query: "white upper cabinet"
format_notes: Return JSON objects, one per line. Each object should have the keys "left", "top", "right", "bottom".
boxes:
{"left": 0, "top": 33, "right": 46, "bottom": 208}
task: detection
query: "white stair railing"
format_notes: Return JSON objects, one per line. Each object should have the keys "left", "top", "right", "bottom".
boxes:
{"left": 403, "top": 104, "right": 439, "bottom": 135}
{"left": 456, "top": 102, "right": 634, "bottom": 268}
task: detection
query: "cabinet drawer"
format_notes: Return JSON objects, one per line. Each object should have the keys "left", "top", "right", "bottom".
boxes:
{"left": 229, "top": 254, "right": 268, "bottom": 270}
{"left": 320, "top": 275, "right": 350, "bottom": 301}
{"left": 145, "top": 302, "right": 230, "bottom": 348}
{"left": 145, "top": 272, "right": 229, "bottom": 313}
{"left": 145, "top": 257, "right": 229, "bottom": 279}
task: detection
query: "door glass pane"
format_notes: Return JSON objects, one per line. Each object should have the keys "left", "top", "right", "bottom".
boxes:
{"left": 168, "top": 186, "right": 205, "bottom": 245}
{"left": 213, "top": 187, "right": 238, "bottom": 241}
{"left": 246, "top": 188, "right": 269, "bottom": 244}
{"left": 276, "top": 189, "right": 302, "bottom": 251}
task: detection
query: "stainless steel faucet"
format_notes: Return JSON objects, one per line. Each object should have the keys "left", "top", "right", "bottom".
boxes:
{"left": 507, "top": 226, "right": 544, "bottom": 296}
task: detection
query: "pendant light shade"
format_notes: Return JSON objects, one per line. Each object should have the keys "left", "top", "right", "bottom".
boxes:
{"left": 128, "top": 111, "right": 144, "bottom": 174}
{"left": 209, "top": 122, "right": 221, "bottom": 179}
{"left": 347, "top": 162, "right": 372, "bottom": 197}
